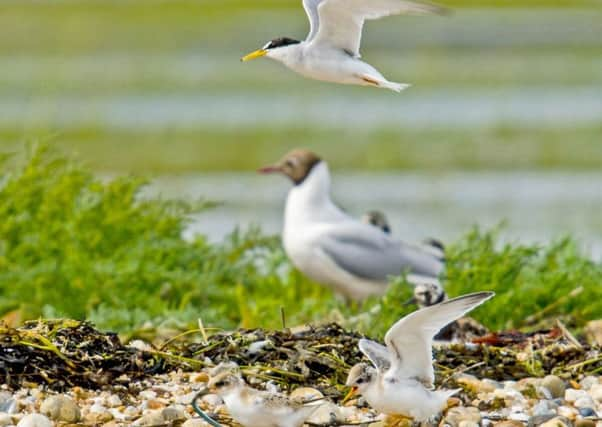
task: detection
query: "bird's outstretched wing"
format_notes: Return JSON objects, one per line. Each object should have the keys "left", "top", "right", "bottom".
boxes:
{"left": 384, "top": 292, "right": 494, "bottom": 386}
{"left": 359, "top": 338, "right": 392, "bottom": 373}
{"left": 311, "top": 0, "right": 446, "bottom": 57}
{"left": 303, "top": 0, "right": 325, "bottom": 41}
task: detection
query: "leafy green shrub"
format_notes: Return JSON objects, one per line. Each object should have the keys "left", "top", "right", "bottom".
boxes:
{"left": 1, "top": 145, "right": 601, "bottom": 336}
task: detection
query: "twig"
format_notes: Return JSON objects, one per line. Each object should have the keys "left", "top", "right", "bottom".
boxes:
{"left": 280, "top": 306, "right": 287, "bottom": 329}
{"left": 556, "top": 319, "right": 583, "bottom": 349}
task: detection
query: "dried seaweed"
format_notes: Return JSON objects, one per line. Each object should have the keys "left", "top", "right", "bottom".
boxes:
{"left": 1, "top": 320, "right": 602, "bottom": 396}
{"left": 0, "top": 320, "right": 179, "bottom": 390}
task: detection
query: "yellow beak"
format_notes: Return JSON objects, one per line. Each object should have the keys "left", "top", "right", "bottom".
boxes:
{"left": 241, "top": 49, "right": 267, "bottom": 62}
{"left": 341, "top": 386, "right": 358, "bottom": 404}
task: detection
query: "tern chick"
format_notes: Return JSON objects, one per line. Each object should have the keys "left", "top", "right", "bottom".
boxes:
{"left": 208, "top": 370, "right": 322, "bottom": 427}
{"left": 242, "top": 0, "right": 446, "bottom": 92}
{"left": 260, "top": 149, "right": 444, "bottom": 301}
{"left": 345, "top": 292, "right": 494, "bottom": 420}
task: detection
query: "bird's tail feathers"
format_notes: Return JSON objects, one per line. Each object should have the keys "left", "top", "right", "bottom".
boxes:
{"left": 436, "top": 388, "right": 462, "bottom": 405}
{"left": 382, "top": 81, "right": 411, "bottom": 93}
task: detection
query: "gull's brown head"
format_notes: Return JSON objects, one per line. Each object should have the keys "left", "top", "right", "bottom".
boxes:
{"left": 259, "top": 149, "right": 322, "bottom": 185}
{"left": 208, "top": 371, "right": 243, "bottom": 395}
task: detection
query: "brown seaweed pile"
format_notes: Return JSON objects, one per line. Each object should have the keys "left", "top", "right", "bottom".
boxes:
{"left": 1, "top": 320, "right": 601, "bottom": 396}
{"left": 0, "top": 320, "right": 178, "bottom": 390}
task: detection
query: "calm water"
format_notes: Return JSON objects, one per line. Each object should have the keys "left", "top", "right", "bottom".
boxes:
{"left": 147, "top": 171, "right": 602, "bottom": 259}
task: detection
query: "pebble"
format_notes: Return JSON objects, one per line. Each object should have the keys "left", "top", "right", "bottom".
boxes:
{"left": 580, "top": 376, "right": 599, "bottom": 391}
{"left": 542, "top": 375, "right": 566, "bottom": 399}
{"left": 557, "top": 405, "right": 578, "bottom": 420}
{"left": 575, "top": 419, "right": 596, "bottom": 427}
{"left": 539, "top": 416, "right": 572, "bottom": 427}
{"left": 574, "top": 396, "right": 596, "bottom": 408}
{"left": 494, "top": 421, "right": 524, "bottom": 427}
{"left": 528, "top": 414, "right": 556, "bottom": 426}
{"left": 532, "top": 400, "right": 558, "bottom": 417}
{"left": 307, "top": 402, "right": 341, "bottom": 424}
{"left": 4, "top": 361, "right": 602, "bottom": 427}
{"left": 565, "top": 389, "right": 588, "bottom": 403}
{"left": 182, "top": 420, "right": 212, "bottom": 427}
{"left": 0, "top": 392, "right": 15, "bottom": 414}
{"left": 578, "top": 407, "right": 597, "bottom": 417}
{"left": 589, "top": 384, "right": 602, "bottom": 402}
{"left": 16, "top": 414, "right": 53, "bottom": 427}
{"left": 456, "top": 374, "right": 497, "bottom": 393}
{"left": 0, "top": 414, "right": 13, "bottom": 427}
{"left": 444, "top": 406, "right": 482, "bottom": 427}
{"left": 39, "top": 395, "right": 81, "bottom": 422}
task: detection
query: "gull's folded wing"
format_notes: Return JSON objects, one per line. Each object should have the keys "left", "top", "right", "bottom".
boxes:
{"left": 319, "top": 222, "right": 444, "bottom": 282}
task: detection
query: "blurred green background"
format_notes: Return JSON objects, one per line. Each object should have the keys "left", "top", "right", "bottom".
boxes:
{"left": 1, "top": 0, "right": 601, "bottom": 172}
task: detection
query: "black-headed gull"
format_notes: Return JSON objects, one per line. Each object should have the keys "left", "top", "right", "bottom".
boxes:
{"left": 259, "top": 149, "right": 444, "bottom": 300}
{"left": 241, "top": 0, "right": 446, "bottom": 92}
{"left": 345, "top": 291, "right": 494, "bottom": 420}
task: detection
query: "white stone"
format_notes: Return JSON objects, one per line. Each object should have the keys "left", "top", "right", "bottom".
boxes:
{"left": 16, "top": 414, "right": 53, "bottom": 427}
{"left": 307, "top": 402, "right": 341, "bottom": 424}
{"left": 139, "top": 390, "right": 157, "bottom": 400}
{"left": 581, "top": 376, "right": 599, "bottom": 390}
{"left": 39, "top": 395, "right": 81, "bottom": 423}
{"left": 565, "top": 389, "right": 589, "bottom": 402}
{"left": 0, "top": 413, "right": 13, "bottom": 427}
{"left": 574, "top": 396, "right": 596, "bottom": 408}
{"left": 590, "top": 384, "right": 602, "bottom": 401}
{"left": 106, "top": 395, "right": 122, "bottom": 407}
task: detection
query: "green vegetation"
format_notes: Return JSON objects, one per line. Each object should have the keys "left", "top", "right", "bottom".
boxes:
{"left": 3, "top": 125, "right": 602, "bottom": 173}
{"left": 1, "top": 146, "right": 600, "bottom": 336}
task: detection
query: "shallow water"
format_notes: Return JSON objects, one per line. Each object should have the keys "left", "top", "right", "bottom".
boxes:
{"left": 2, "top": 87, "right": 602, "bottom": 130}
{"left": 147, "top": 171, "right": 602, "bottom": 259}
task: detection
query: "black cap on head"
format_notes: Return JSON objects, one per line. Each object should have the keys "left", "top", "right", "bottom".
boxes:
{"left": 264, "top": 37, "right": 301, "bottom": 50}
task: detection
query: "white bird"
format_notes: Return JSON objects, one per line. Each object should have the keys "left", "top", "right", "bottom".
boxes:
{"left": 241, "top": 0, "right": 446, "bottom": 92}
{"left": 207, "top": 370, "right": 322, "bottom": 427}
{"left": 345, "top": 291, "right": 494, "bottom": 421}
{"left": 259, "top": 149, "right": 444, "bottom": 300}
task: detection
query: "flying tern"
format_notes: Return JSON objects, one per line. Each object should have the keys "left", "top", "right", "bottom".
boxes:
{"left": 242, "top": 0, "right": 446, "bottom": 92}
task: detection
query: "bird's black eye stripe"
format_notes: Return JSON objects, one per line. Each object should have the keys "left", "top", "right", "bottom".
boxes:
{"left": 215, "top": 380, "right": 226, "bottom": 387}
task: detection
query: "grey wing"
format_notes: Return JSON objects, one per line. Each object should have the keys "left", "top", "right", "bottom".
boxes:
{"left": 359, "top": 338, "right": 391, "bottom": 373}
{"left": 319, "top": 223, "right": 443, "bottom": 282}
{"left": 384, "top": 292, "right": 494, "bottom": 385}
{"left": 303, "top": 0, "right": 325, "bottom": 41}
{"left": 312, "top": 0, "right": 446, "bottom": 56}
